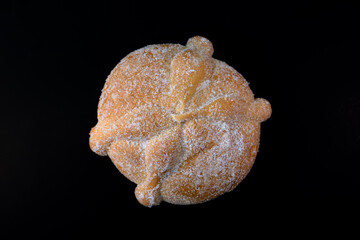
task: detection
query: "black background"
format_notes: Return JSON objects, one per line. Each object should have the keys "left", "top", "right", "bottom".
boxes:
{"left": 1, "top": 0, "right": 359, "bottom": 237}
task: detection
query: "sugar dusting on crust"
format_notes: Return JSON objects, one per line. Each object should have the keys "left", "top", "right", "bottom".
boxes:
{"left": 160, "top": 118, "right": 259, "bottom": 204}
{"left": 97, "top": 44, "right": 185, "bottom": 122}
{"left": 89, "top": 36, "right": 271, "bottom": 206}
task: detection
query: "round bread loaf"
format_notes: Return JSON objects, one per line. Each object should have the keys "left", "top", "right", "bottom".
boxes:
{"left": 90, "top": 36, "right": 272, "bottom": 207}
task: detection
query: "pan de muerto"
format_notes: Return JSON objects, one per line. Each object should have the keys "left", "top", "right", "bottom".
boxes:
{"left": 90, "top": 36, "right": 272, "bottom": 207}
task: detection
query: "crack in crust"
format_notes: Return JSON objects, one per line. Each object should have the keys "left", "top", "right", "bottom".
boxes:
{"left": 89, "top": 36, "right": 272, "bottom": 207}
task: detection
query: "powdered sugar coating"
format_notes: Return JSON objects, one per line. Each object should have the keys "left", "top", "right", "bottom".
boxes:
{"left": 89, "top": 36, "right": 271, "bottom": 207}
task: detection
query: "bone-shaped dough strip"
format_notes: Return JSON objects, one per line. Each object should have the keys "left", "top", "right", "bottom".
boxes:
{"left": 168, "top": 37, "right": 215, "bottom": 113}
{"left": 135, "top": 124, "right": 183, "bottom": 206}
{"left": 90, "top": 104, "right": 175, "bottom": 156}
{"left": 172, "top": 95, "right": 248, "bottom": 123}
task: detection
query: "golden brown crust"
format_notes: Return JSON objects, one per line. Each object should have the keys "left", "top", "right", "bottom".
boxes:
{"left": 89, "top": 36, "right": 271, "bottom": 207}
